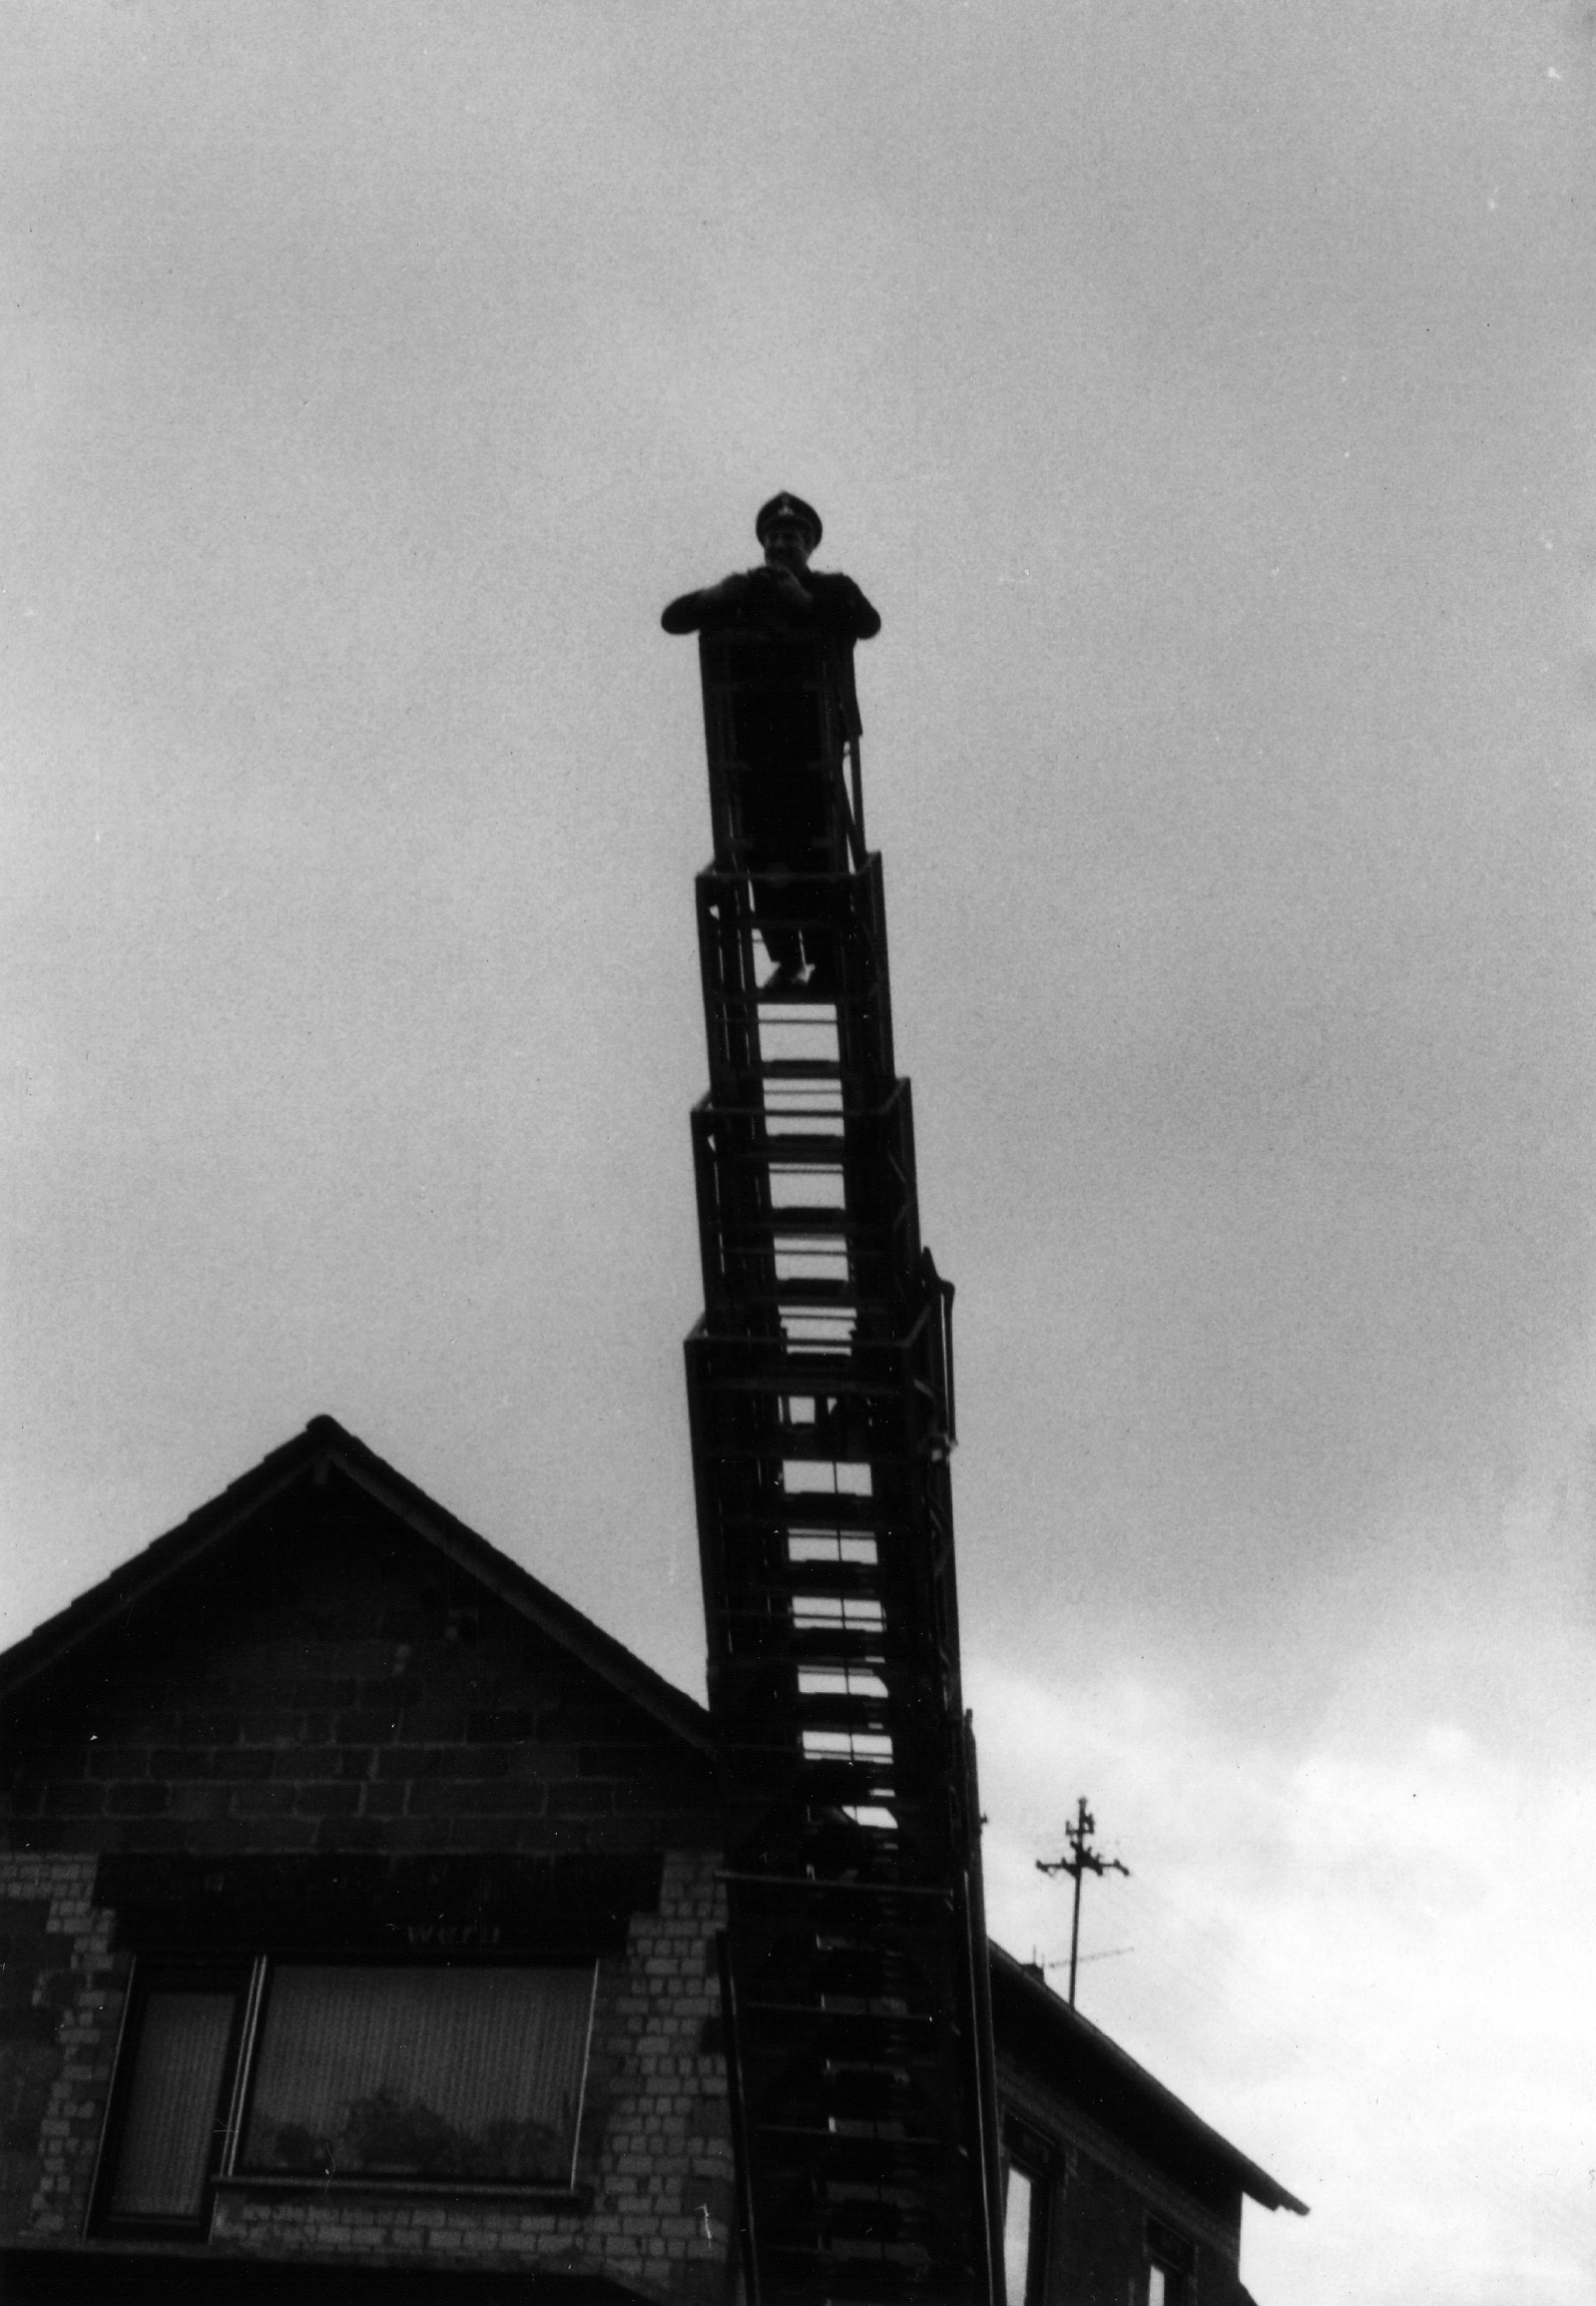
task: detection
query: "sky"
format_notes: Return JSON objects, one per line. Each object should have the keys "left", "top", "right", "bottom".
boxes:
{"left": 3, "top": 2, "right": 1593, "bottom": 2297}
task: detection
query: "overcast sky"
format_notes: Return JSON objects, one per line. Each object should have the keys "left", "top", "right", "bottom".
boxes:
{"left": 4, "top": 5, "right": 1593, "bottom": 2299}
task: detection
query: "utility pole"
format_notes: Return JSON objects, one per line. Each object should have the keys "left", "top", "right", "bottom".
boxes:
{"left": 1036, "top": 1798, "right": 1130, "bottom": 2009}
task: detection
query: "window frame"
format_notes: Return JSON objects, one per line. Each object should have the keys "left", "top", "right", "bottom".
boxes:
{"left": 89, "top": 1955, "right": 259, "bottom": 2241}
{"left": 999, "top": 2114, "right": 1055, "bottom": 2306}
{"left": 90, "top": 1951, "right": 599, "bottom": 2240}
{"left": 1146, "top": 2213, "right": 1197, "bottom": 2305}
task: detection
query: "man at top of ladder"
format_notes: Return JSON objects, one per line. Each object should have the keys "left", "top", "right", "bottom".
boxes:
{"left": 661, "top": 491, "right": 881, "bottom": 737}
{"left": 661, "top": 494, "right": 881, "bottom": 990}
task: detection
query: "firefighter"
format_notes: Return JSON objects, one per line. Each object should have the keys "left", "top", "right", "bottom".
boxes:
{"left": 662, "top": 495, "right": 880, "bottom": 987}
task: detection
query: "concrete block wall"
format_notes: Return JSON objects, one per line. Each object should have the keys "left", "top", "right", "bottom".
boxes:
{"left": 0, "top": 1857, "right": 113, "bottom": 2246}
{"left": 575, "top": 1851, "right": 737, "bottom": 2292}
{"left": 1, "top": 1504, "right": 720, "bottom": 1866}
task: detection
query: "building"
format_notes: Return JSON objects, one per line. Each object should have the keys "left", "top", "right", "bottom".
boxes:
{"left": 0, "top": 1418, "right": 1303, "bottom": 2304}
{"left": 992, "top": 1953, "right": 1304, "bottom": 2306}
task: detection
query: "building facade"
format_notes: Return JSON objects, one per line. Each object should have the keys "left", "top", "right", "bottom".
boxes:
{"left": 991, "top": 1951, "right": 1303, "bottom": 2306}
{"left": 0, "top": 1421, "right": 1302, "bottom": 2303}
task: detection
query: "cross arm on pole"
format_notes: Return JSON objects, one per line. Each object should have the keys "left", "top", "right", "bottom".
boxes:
{"left": 1035, "top": 1797, "right": 1131, "bottom": 2008}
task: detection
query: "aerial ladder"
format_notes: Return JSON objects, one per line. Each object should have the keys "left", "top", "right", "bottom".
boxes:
{"left": 680, "top": 623, "right": 1004, "bottom": 2302}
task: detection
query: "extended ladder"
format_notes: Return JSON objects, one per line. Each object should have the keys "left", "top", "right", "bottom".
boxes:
{"left": 683, "top": 629, "right": 1003, "bottom": 2303}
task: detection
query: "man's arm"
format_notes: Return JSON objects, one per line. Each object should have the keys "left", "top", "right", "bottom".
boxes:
{"left": 721, "top": 566, "right": 882, "bottom": 638}
{"left": 803, "top": 572, "right": 881, "bottom": 642}
{"left": 662, "top": 567, "right": 880, "bottom": 640}
{"left": 661, "top": 572, "right": 760, "bottom": 634}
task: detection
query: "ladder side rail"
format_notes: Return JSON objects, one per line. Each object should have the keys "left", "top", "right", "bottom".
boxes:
{"left": 717, "top": 1926, "right": 765, "bottom": 2306}
{"left": 961, "top": 1726, "right": 1007, "bottom": 2306}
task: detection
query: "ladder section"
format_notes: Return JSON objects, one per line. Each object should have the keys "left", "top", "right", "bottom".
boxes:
{"left": 720, "top": 1878, "right": 992, "bottom": 2299}
{"left": 684, "top": 630, "right": 1001, "bottom": 2304}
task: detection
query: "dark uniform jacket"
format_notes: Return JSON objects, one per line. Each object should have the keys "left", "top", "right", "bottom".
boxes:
{"left": 661, "top": 566, "right": 880, "bottom": 739}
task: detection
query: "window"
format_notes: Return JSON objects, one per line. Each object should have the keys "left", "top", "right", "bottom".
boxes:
{"left": 1000, "top": 2132, "right": 1051, "bottom": 2306}
{"left": 243, "top": 1965, "right": 593, "bottom": 2182}
{"left": 1147, "top": 2215, "right": 1196, "bottom": 2304}
{"left": 95, "top": 1958, "right": 596, "bottom": 2236}
{"left": 93, "top": 1962, "right": 252, "bottom": 2236}
{"left": 1002, "top": 2161, "right": 1035, "bottom": 2304}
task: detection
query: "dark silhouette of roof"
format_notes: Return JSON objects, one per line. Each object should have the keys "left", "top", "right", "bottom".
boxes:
{"left": 0, "top": 1416, "right": 714, "bottom": 1757}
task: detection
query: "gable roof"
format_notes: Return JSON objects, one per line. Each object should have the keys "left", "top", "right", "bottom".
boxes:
{"left": 991, "top": 1943, "right": 1308, "bottom": 2217}
{"left": 5, "top": 1425, "right": 1306, "bottom": 2231}
{"left": 0, "top": 1416, "right": 714, "bottom": 1756}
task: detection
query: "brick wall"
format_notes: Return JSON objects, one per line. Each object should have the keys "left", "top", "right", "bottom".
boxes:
{"left": 0, "top": 1857, "right": 114, "bottom": 2245}
{"left": 3, "top": 1492, "right": 719, "bottom": 1868}
{"left": 0, "top": 1479, "right": 736, "bottom": 2302}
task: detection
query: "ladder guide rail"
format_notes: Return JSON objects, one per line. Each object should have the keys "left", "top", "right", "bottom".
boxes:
{"left": 682, "top": 629, "right": 1002, "bottom": 2303}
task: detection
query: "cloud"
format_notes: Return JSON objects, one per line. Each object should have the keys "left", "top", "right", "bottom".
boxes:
{"left": 969, "top": 1560, "right": 1596, "bottom": 2304}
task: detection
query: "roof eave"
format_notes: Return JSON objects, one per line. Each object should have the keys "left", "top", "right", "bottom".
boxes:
{"left": 990, "top": 1943, "right": 1308, "bottom": 2217}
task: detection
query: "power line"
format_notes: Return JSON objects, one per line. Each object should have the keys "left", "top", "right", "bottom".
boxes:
{"left": 1036, "top": 1796, "right": 1131, "bottom": 2008}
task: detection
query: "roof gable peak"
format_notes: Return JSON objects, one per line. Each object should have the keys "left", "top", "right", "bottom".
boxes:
{"left": 1, "top": 1418, "right": 712, "bottom": 1756}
